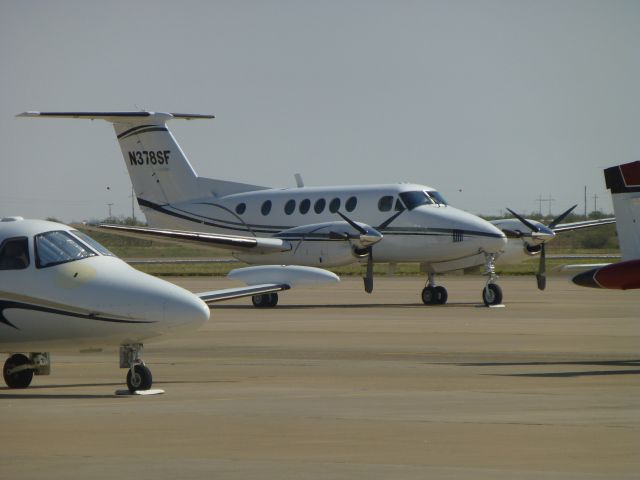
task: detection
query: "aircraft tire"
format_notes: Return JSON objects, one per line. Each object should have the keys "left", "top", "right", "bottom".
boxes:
{"left": 3, "top": 354, "right": 34, "bottom": 389}
{"left": 252, "top": 293, "right": 278, "bottom": 308}
{"left": 434, "top": 286, "right": 448, "bottom": 305}
{"left": 482, "top": 283, "right": 503, "bottom": 306}
{"left": 126, "top": 364, "right": 153, "bottom": 393}
{"left": 421, "top": 286, "right": 436, "bottom": 305}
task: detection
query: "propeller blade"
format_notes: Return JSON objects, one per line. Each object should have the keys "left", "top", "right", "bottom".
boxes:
{"left": 377, "top": 209, "right": 405, "bottom": 230}
{"left": 363, "top": 248, "right": 374, "bottom": 293}
{"left": 536, "top": 244, "right": 546, "bottom": 290}
{"left": 548, "top": 204, "right": 577, "bottom": 230}
{"left": 336, "top": 211, "right": 367, "bottom": 235}
{"left": 506, "top": 208, "right": 540, "bottom": 233}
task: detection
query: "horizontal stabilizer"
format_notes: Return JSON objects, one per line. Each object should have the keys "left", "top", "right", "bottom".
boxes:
{"left": 17, "top": 111, "right": 214, "bottom": 122}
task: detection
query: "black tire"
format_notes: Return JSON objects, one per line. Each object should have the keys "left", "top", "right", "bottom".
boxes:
{"left": 126, "top": 364, "right": 153, "bottom": 393}
{"left": 482, "top": 283, "right": 503, "bottom": 306}
{"left": 3, "top": 354, "right": 34, "bottom": 389}
{"left": 252, "top": 293, "right": 278, "bottom": 308}
{"left": 267, "top": 292, "right": 278, "bottom": 307}
{"left": 421, "top": 286, "right": 436, "bottom": 305}
{"left": 434, "top": 286, "right": 448, "bottom": 305}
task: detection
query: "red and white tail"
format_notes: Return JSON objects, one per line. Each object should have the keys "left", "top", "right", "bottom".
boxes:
{"left": 604, "top": 160, "right": 640, "bottom": 261}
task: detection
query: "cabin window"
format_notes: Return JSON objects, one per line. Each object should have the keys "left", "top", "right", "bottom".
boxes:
{"left": 299, "top": 199, "right": 311, "bottom": 214}
{"left": 378, "top": 196, "right": 393, "bottom": 212}
{"left": 261, "top": 200, "right": 272, "bottom": 216}
{"left": 314, "top": 198, "right": 326, "bottom": 214}
{"left": 235, "top": 203, "right": 246, "bottom": 215}
{"left": 284, "top": 199, "right": 296, "bottom": 215}
{"left": 329, "top": 198, "right": 341, "bottom": 213}
{"left": 35, "top": 230, "right": 96, "bottom": 269}
{"left": 395, "top": 198, "right": 405, "bottom": 211}
{"left": 0, "top": 237, "right": 29, "bottom": 270}
{"left": 345, "top": 196, "right": 357, "bottom": 212}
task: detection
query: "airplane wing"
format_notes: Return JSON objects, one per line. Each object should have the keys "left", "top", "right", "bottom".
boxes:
{"left": 197, "top": 284, "right": 290, "bottom": 304}
{"left": 92, "top": 224, "right": 291, "bottom": 253}
{"left": 552, "top": 218, "right": 615, "bottom": 232}
{"left": 197, "top": 265, "right": 339, "bottom": 305}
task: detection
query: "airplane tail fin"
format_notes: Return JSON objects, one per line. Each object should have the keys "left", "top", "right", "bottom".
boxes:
{"left": 19, "top": 111, "right": 212, "bottom": 206}
{"left": 604, "top": 161, "right": 640, "bottom": 261}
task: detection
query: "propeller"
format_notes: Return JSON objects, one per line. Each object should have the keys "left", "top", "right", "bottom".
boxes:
{"left": 334, "top": 207, "right": 407, "bottom": 294}
{"left": 337, "top": 211, "right": 381, "bottom": 293}
{"left": 505, "top": 205, "right": 577, "bottom": 291}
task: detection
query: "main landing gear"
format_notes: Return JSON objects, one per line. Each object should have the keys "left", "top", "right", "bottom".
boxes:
{"left": 421, "top": 273, "right": 448, "bottom": 305}
{"left": 421, "top": 254, "right": 504, "bottom": 307}
{"left": 3, "top": 352, "right": 50, "bottom": 388}
{"left": 251, "top": 292, "right": 278, "bottom": 308}
{"left": 120, "top": 344, "right": 153, "bottom": 393}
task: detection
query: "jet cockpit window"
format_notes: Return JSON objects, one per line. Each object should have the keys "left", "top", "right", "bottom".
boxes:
{"left": 71, "top": 230, "right": 114, "bottom": 256}
{"left": 378, "top": 196, "right": 393, "bottom": 212}
{"left": 427, "top": 191, "right": 448, "bottom": 205}
{"left": 35, "top": 230, "right": 97, "bottom": 268}
{"left": 399, "top": 191, "right": 433, "bottom": 210}
{"left": 0, "top": 237, "right": 30, "bottom": 270}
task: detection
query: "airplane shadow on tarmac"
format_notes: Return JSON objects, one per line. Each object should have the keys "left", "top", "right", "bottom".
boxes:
{"left": 213, "top": 302, "right": 484, "bottom": 310}
{"left": 457, "top": 359, "right": 640, "bottom": 378}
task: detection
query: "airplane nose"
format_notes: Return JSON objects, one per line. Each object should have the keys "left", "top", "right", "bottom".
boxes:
{"left": 482, "top": 223, "right": 508, "bottom": 254}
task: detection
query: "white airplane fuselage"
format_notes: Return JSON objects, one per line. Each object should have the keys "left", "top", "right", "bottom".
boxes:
{"left": 138, "top": 183, "right": 507, "bottom": 268}
{"left": 0, "top": 219, "right": 210, "bottom": 353}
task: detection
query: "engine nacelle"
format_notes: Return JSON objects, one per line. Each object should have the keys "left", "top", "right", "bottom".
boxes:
{"left": 495, "top": 238, "right": 541, "bottom": 265}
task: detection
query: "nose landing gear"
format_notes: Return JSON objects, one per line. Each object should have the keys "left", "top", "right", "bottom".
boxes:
{"left": 120, "top": 344, "right": 154, "bottom": 393}
{"left": 482, "top": 253, "right": 503, "bottom": 306}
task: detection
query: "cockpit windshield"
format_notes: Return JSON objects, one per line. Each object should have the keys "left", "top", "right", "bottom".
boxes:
{"left": 398, "top": 190, "right": 448, "bottom": 210}
{"left": 399, "top": 191, "right": 433, "bottom": 210}
{"left": 35, "top": 230, "right": 97, "bottom": 268}
{"left": 427, "top": 191, "right": 448, "bottom": 205}
{"left": 71, "top": 230, "right": 114, "bottom": 257}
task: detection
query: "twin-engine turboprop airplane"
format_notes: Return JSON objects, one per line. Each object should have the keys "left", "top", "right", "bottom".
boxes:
{"left": 0, "top": 217, "right": 337, "bottom": 392}
{"left": 572, "top": 161, "right": 640, "bottom": 290}
{"left": 19, "top": 111, "right": 508, "bottom": 306}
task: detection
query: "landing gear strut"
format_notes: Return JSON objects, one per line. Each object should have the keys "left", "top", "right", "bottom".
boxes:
{"left": 421, "top": 273, "right": 448, "bottom": 305}
{"left": 482, "top": 253, "right": 503, "bottom": 306}
{"left": 251, "top": 292, "right": 278, "bottom": 308}
{"left": 120, "top": 344, "right": 152, "bottom": 393}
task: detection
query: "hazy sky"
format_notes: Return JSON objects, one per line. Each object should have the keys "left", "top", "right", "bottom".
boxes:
{"left": 1, "top": 0, "right": 638, "bottom": 222}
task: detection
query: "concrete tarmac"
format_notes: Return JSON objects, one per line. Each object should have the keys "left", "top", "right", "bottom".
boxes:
{"left": 1, "top": 276, "right": 638, "bottom": 479}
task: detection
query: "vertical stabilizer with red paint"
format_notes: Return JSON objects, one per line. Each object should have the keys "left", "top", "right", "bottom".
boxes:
{"left": 604, "top": 161, "right": 640, "bottom": 261}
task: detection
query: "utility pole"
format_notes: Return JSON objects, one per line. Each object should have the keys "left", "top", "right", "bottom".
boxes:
{"left": 584, "top": 186, "right": 587, "bottom": 218}
{"left": 592, "top": 193, "right": 599, "bottom": 213}
{"left": 536, "top": 195, "right": 544, "bottom": 216}
{"left": 107, "top": 203, "right": 113, "bottom": 218}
